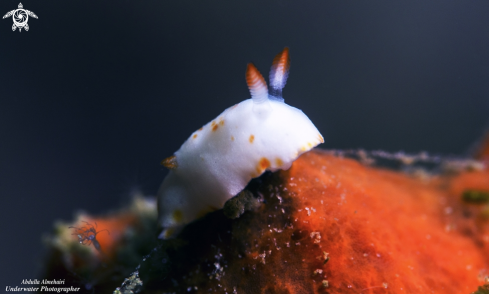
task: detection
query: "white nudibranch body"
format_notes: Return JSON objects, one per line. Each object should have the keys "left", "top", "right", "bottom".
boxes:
{"left": 157, "top": 48, "right": 323, "bottom": 238}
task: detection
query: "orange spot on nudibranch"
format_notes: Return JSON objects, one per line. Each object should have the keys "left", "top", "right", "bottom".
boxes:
{"left": 260, "top": 158, "right": 270, "bottom": 169}
{"left": 211, "top": 119, "right": 224, "bottom": 132}
{"left": 318, "top": 134, "right": 324, "bottom": 143}
{"left": 163, "top": 228, "right": 175, "bottom": 239}
{"left": 172, "top": 210, "right": 183, "bottom": 223}
{"left": 249, "top": 135, "right": 255, "bottom": 143}
{"left": 256, "top": 157, "right": 271, "bottom": 174}
{"left": 308, "top": 142, "right": 313, "bottom": 148}
{"left": 275, "top": 158, "right": 284, "bottom": 166}
{"left": 193, "top": 134, "right": 198, "bottom": 139}
{"left": 231, "top": 136, "right": 235, "bottom": 141}
{"left": 198, "top": 127, "right": 203, "bottom": 131}
{"left": 161, "top": 155, "right": 178, "bottom": 169}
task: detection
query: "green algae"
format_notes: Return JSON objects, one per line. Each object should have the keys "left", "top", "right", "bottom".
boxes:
{"left": 462, "top": 190, "right": 489, "bottom": 204}
{"left": 472, "top": 285, "right": 489, "bottom": 294}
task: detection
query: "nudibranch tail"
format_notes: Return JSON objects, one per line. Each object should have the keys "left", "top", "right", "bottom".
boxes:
{"left": 269, "top": 47, "right": 290, "bottom": 101}
{"left": 246, "top": 63, "right": 269, "bottom": 104}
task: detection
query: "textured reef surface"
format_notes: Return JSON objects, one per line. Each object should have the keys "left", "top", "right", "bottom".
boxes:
{"left": 42, "top": 134, "right": 489, "bottom": 294}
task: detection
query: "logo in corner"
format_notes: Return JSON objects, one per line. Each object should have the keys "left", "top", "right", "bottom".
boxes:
{"left": 3, "top": 3, "right": 37, "bottom": 32}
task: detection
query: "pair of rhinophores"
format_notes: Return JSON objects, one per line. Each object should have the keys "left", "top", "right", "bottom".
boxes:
{"left": 157, "top": 47, "right": 323, "bottom": 239}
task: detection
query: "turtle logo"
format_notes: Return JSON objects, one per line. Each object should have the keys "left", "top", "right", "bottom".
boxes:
{"left": 3, "top": 3, "right": 38, "bottom": 32}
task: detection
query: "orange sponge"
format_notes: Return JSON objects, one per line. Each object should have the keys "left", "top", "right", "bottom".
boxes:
{"left": 148, "top": 150, "right": 489, "bottom": 293}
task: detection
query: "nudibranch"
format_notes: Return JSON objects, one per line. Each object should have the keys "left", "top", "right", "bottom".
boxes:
{"left": 157, "top": 48, "right": 323, "bottom": 238}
